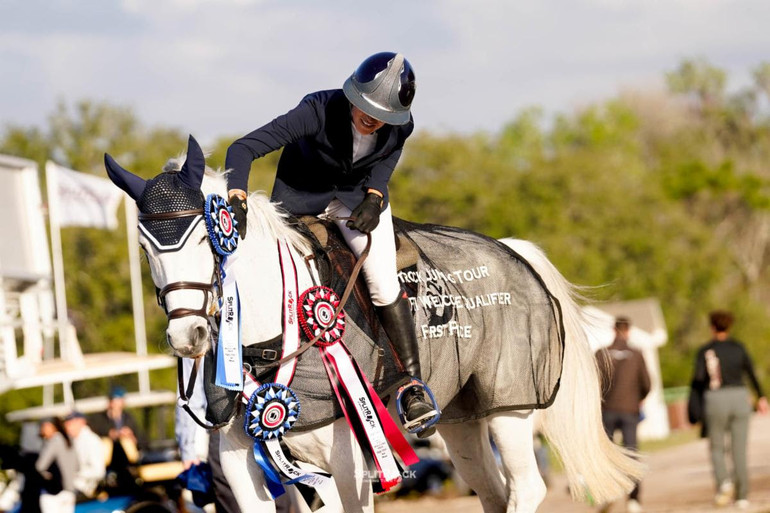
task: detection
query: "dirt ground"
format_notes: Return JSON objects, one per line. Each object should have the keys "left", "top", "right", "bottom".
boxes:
{"left": 377, "top": 414, "right": 770, "bottom": 513}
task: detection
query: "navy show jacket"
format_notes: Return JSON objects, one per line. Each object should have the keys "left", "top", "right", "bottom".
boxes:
{"left": 225, "top": 89, "right": 414, "bottom": 215}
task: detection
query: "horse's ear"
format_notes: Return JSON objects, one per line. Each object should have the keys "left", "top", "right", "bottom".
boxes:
{"left": 104, "top": 153, "right": 146, "bottom": 201}
{"left": 179, "top": 135, "right": 206, "bottom": 191}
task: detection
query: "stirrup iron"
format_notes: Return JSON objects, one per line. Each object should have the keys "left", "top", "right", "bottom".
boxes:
{"left": 396, "top": 378, "right": 441, "bottom": 434}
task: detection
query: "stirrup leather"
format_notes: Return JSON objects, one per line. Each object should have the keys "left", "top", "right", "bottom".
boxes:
{"left": 396, "top": 378, "right": 441, "bottom": 434}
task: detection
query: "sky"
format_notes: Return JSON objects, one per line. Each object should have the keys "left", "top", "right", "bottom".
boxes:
{"left": 2, "top": 0, "right": 770, "bottom": 145}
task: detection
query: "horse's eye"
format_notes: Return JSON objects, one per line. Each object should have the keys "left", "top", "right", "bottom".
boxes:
{"left": 199, "top": 235, "right": 208, "bottom": 245}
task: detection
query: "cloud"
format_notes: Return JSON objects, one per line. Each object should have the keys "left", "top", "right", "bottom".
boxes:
{"left": 1, "top": 0, "right": 770, "bottom": 142}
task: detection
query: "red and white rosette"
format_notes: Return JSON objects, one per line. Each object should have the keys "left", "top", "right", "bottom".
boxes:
{"left": 298, "top": 286, "right": 346, "bottom": 346}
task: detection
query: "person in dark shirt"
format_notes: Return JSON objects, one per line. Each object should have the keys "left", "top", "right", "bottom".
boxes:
{"left": 691, "top": 310, "right": 768, "bottom": 508}
{"left": 88, "top": 387, "right": 144, "bottom": 492}
{"left": 225, "top": 52, "right": 438, "bottom": 436}
{"left": 596, "top": 316, "right": 650, "bottom": 513}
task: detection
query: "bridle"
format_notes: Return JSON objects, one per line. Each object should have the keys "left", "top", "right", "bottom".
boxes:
{"left": 138, "top": 208, "right": 221, "bottom": 322}
{"left": 140, "top": 206, "right": 228, "bottom": 430}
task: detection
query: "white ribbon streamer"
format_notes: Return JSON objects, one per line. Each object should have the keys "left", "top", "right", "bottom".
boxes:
{"left": 323, "top": 342, "right": 402, "bottom": 485}
{"left": 276, "top": 241, "right": 299, "bottom": 385}
{"left": 216, "top": 253, "right": 243, "bottom": 390}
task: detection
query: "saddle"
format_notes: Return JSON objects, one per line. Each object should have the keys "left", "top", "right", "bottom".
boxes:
{"left": 299, "top": 216, "right": 420, "bottom": 271}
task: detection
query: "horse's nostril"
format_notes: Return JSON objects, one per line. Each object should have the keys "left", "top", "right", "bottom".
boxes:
{"left": 194, "top": 325, "right": 208, "bottom": 344}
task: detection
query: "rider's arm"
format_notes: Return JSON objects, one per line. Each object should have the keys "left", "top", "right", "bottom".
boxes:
{"left": 365, "top": 121, "right": 413, "bottom": 199}
{"left": 225, "top": 93, "right": 324, "bottom": 194}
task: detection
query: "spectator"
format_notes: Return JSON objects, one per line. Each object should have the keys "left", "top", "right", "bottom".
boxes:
{"left": 63, "top": 411, "right": 105, "bottom": 500}
{"left": 596, "top": 316, "right": 651, "bottom": 513}
{"left": 89, "top": 386, "right": 144, "bottom": 492}
{"left": 176, "top": 358, "right": 242, "bottom": 513}
{"left": 690, "top": 310, "right": 768, "bottom": 509}
{"left": 35, "top": 418, "right": 77, "bottom": 513}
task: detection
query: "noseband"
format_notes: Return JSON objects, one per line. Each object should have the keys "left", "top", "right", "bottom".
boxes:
{"left": 139, "top": 209, "right": 221, "bottom": 321}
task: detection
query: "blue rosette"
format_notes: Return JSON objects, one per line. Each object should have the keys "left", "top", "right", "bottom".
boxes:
{"left": 244, "top": 383, "right": 301, "bottom": 441}
{"left": 204, "top": 193, "right": 239, "bottom": 256}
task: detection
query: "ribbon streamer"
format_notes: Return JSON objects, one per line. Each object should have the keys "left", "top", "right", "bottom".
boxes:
{"left": 215, "top": 253, "right": 243, "bottom": 390}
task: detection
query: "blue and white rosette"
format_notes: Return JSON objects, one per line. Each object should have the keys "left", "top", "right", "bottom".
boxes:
{"left": 204, "top": 193, "right": 239, "bottom": 256}
{"left": 245, "top": 383, "right": 300, "bottom": 441}
{"left": 207, "top": 193, "right": 243, "bottom": 391}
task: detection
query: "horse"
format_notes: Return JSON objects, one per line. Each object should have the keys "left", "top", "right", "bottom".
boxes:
{"left": 104, "top": 136, "right": 643, "bottom": 513}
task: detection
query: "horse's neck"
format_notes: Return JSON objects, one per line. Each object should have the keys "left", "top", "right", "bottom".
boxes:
{"left": 233, "top": 231, "right": 317, "bottom": 346}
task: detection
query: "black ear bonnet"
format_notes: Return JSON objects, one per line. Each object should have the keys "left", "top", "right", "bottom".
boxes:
{"left": 137, "top": 172, "right": 205, "bottom": 251}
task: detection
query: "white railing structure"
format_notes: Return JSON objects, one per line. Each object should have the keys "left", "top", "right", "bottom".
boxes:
{"left": 0, "top": 154, "right": 175, "bottom": 422}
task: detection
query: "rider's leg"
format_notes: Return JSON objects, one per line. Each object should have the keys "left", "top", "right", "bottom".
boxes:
{"left": 376, "top": 293, "right": 438, "bottom": 436}
{"left": 326, "top": 200, "right": 401, "bottom": 305}
{"left": 327, "top": 200, "right": 437, "bottom": 435}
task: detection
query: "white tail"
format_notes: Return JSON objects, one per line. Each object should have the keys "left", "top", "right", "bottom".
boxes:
{"left": 500, "top": 238, "right": 645, "bottom": 504}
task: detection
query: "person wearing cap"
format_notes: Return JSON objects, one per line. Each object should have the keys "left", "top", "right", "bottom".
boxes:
{"left": 225, "top": 52, "right": 437, "bottom": 436}
{"left": 88, "top": 386, "right": 144, "bottom": 492}
{"left": 63, "top": 412, "right": 105, "bottom": 499}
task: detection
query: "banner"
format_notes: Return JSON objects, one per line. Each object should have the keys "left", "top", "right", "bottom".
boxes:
{"left": 47, "top": 162, "right": 123, "bottom": 229}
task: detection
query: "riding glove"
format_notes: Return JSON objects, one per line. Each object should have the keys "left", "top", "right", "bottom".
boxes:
{"left": 347, "top": 192, "right": 383, "bottom": 233}
{"left": 228, "top": 195, "right": 248, "bottom": 240}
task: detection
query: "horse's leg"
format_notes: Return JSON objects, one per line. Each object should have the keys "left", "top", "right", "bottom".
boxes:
{"left": 438, "top": 419, "right": 507, "bottom": 513}
{"left": 487, "top": 410, "right": 546, "bottom": 513}
{"left": 218, "top": 420, "right": 276, "bottom": 513}
{"left": 285, "top": 419, "right": 373, "bottom": 513}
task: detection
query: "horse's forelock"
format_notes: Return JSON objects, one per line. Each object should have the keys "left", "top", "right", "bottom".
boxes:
{"left": 162, "top": 158, "right": 183, "bottom": 174}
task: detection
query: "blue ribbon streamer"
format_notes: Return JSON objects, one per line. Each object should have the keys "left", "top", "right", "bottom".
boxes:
{"left": 252, "top": 442, "right": 285, "bottom": 498}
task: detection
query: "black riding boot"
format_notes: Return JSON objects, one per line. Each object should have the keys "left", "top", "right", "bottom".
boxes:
{"left": 377, "top": 294, "right": 437, "bottom": 437}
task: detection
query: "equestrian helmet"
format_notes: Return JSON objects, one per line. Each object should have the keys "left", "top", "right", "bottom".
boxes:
{"left": 343, "top": 52, "right": 415, "bottom": 126}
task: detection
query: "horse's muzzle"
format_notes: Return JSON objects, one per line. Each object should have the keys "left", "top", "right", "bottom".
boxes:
{"left": 166, "top": 317, "right": 210, "bottom": 357}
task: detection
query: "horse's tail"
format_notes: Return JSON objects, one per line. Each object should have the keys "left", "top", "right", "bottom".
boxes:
{"left": 500, "top": 238, "right": 645, "bottom": 505}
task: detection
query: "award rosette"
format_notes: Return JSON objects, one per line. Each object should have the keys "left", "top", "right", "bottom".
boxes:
{"left": 298, "top": 286, "right": 346, "bottom": 346}
{"left": 204, "top": 193, "right": 239, "bottom": 256}
{"left": 245, "top": 383, "right": 300, "bottom": 441}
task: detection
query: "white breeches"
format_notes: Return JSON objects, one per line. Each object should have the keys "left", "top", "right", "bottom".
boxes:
{"left": 324, "top": 200, "right": 400, "bottom": 306}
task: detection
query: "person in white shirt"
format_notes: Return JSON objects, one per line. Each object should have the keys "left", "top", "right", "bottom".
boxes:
{"left": 63, "top": 411, "right": 105, "bottom": 499}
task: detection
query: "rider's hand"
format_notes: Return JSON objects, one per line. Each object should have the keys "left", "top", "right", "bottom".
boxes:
{"left": 347, "top": 192, "right": 383, "bottom": 233}
{"left": 228, "top": 190, "right": 248, "bottom": 240}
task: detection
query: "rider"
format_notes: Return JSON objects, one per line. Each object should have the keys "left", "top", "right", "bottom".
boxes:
{"left": 225, "top": 52, "right": 437, "bottom": 436}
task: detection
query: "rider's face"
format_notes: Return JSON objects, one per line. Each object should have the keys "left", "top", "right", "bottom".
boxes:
{"left": 351, "top": 106, "right": 386, "bottom": 136}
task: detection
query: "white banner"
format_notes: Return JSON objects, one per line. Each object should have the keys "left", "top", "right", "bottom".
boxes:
{"left": 48, "top": 162, "right": 123, "bottom": 229}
